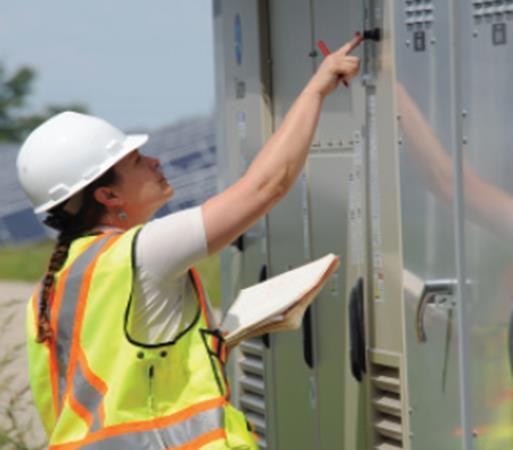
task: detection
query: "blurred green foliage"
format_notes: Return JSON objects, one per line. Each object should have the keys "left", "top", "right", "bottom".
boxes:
{"left": 0, "top": 64, "right": 88, "bottom": 143}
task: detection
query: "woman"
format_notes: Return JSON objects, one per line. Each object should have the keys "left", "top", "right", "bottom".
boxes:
{"left": 18, "top": 36, "right": 361, "bottom": 449}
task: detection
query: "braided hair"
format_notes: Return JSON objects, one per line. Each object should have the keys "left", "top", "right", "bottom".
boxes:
{"left": 36, "top": 168, "right": 119, "bottom": 343}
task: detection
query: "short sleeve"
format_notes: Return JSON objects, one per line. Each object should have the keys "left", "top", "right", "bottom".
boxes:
{"left": 135, "top": 206, "right": 208, "bottom": 280}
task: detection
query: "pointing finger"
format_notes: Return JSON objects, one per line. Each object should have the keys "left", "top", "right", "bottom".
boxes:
{"left": 340, "top": 33, "right": 363, "bottom": 55}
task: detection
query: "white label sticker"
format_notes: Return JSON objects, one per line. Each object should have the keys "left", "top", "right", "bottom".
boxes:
{"left": 237, "top": 111, "right": 247, "bottom": 141}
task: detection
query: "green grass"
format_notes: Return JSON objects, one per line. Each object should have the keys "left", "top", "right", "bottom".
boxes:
{"left": 0, "top": 240, "right": 53, "bottom": 282}
{"left": 0, "top": 239, "right": 221, "bottom": 307}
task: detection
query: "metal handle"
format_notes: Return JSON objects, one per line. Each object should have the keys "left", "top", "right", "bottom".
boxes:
{"left": 231, "top": 234, "right": 245, "bottom": 252}
{"left": 348, "top": 277, "right": 366, "bottom": 382}
{"left": 415, "top": 279, "right": 457, "bottom": 343}
{"left": 259, "top": 264, "right": 270, "bottom": 349}
{"left": 302, "top": 306, "right": 315, "bottom": 369}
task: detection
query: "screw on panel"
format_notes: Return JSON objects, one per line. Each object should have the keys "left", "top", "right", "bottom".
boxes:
{"left": 463, "top": 136, "right": 469, "bottom": 144}
{"left": 406, "top": 40, "right": 411, "bottom": 46}
{"left": 462, "top": 109, "right": 468, "bottom": 117}
{"left": 430, "top": 37, "right": 436, "bottom": 44}
{"left": 473, "top": 30, "right": 479, "bottom": 37}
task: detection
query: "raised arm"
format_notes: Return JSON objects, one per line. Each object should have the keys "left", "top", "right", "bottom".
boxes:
{"left": 202, "top": 36, "right": 362, "bottom": 255}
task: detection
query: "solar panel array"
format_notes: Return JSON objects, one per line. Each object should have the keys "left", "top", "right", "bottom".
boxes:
{"left": 0, "top": 116, "right": 217, "bottom": 244}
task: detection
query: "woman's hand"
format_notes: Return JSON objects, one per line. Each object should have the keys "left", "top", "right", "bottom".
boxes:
{"left": 307, "top": 35, "right": 363, "bottom": 97}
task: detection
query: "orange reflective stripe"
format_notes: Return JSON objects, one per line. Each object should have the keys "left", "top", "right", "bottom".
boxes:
{"left": 50, "top": 266, "right": 70, "bottom": 413}
{"left": 50, "top": 266, "right": 71, "bottom": 332}
{"left": 31, "top": 285, "right": 40, "bottom": 330}
{"left": 190, "top": 267, "right": 209, "bottom": 327}
{"left": 62, "top": 234, "right": 122, "bottom": 420}
{"left": 47, "top": 342, "right": 60, "bottom": 415}
{"left": 170, "top": 428, "right": 227, "bottom": 450}
{"left": 77, "top": 347, "right": 107, "bottom": 397}
{"left": 190, "top": 267, "right": 221, "bottom": 355}
{"left": 48, "top": 396, "right": 227, "bottom": 450}
{"left": 69, "top": 388, "right": 95, "bottom": 429}
{"left": 189, "top": 269, "right": 231, "bottom": 400}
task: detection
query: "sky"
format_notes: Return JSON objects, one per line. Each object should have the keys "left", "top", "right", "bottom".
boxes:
{"left": 0, "top": 1, "right": 215, "bottom": 131}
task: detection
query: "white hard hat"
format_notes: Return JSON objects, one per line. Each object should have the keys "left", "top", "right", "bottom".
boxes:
{"left": 17, "top": 111, "right": 148, "bottom": 214}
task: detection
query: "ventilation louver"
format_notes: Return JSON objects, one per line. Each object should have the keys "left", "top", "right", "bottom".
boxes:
{"left": 372, "top": 360, "right": 405, "bottom": 450}
{"left": 238, "top": 338, "right": 268, "bottom": 448}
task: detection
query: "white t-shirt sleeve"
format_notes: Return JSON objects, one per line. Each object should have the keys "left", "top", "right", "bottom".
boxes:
{"left": 128, "top": 207, "right": 209, "bottom": 344}
{"left": 136, "top": 206, "right": 208, "bottom": 280}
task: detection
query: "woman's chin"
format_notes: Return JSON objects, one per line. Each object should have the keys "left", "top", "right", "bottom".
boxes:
{"left": 164, "top": 186, "right": 174, "bottom": 199}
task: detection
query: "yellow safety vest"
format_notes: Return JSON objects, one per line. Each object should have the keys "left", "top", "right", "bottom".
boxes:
{"left": 26, "top": 228, "right": 258, "bottom": 449}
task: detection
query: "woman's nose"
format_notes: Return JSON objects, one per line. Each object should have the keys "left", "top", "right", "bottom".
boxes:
{"left": 146, "top": 156, "right": 161, "bottom": 169}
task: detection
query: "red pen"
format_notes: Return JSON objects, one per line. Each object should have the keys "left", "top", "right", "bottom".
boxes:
{"left": 317, "top": 29, "right": 360, "bottom": 88}
{"left": 316, "top": 39, "right": 349, "bottom": 88}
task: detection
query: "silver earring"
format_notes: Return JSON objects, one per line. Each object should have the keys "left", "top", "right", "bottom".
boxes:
{"left": 118, "top": 211, "right": 128, "bottom": 221}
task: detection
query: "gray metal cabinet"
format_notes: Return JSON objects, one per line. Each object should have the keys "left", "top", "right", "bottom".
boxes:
{"left": 215, "top": 1, "right": 513, "bottom": 449}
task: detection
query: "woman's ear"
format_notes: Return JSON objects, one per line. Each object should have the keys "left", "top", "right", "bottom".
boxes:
{"left": 94, "top": 187, "right": 123, "bottom": 208}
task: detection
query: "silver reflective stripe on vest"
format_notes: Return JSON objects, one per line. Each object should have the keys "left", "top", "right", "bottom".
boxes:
{"left": 73, "top": 361, "right": 104, "bottom": 431}
{"left": 54, "top": 235, "right": 113, "bottom": 410}
{"left": 82, "top": 406, "right": 224, "bottom": 450}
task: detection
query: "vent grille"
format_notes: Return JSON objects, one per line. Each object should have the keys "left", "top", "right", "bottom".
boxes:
{"left": 238, "top": 338, "right": 268, "bottom": 448}
{"left": 404, "top": 0, "right": 434, "bottom": 29}
{"left": 371, "top": 362, "right": 405, "bottom": 449}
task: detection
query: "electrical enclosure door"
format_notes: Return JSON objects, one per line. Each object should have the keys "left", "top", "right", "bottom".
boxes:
{"left": 397, "top": 2, "right": 513, "bottom": 448}
{"left": 265, "top": 0, "right": 367, "bottom": 448}
{"left": 459, "top": 2, "right": 513, "bottom": 448}
{"left": 394, "top": 1, "right": 462, "bottom": 448}
{"left": 265, "top": 1, "right": 319, "bottom": 449}
{"left": 395, "top": 1, "right": 461, "bottom": 450}
{"left": 307, "top": 152, "right": 358, "bottom": 450}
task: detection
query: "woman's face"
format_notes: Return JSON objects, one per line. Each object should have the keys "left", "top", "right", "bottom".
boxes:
{"left": 110, "top": 149, "right": 173, "bottom": 222}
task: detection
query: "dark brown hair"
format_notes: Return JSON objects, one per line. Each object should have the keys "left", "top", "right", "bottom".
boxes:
{"left": 36, "top": 168, "right": 119, "bottom": 343}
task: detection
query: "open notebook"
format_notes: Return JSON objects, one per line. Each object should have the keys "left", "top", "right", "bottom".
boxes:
{"left": 220, "top": 254, "right": 340, "bottom": 347}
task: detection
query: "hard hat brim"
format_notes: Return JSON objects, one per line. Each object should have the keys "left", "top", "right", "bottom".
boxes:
{"left": 35, "top": 133, "right": 149, "bottom": 214}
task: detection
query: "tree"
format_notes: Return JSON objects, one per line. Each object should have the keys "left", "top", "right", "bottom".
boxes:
{"left": 0, "top": 64, "right": 88, "bottom": 143}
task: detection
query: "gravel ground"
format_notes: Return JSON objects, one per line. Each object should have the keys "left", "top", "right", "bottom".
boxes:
{"left": 0, "top": 281, "right": 46, "bottom": 449}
